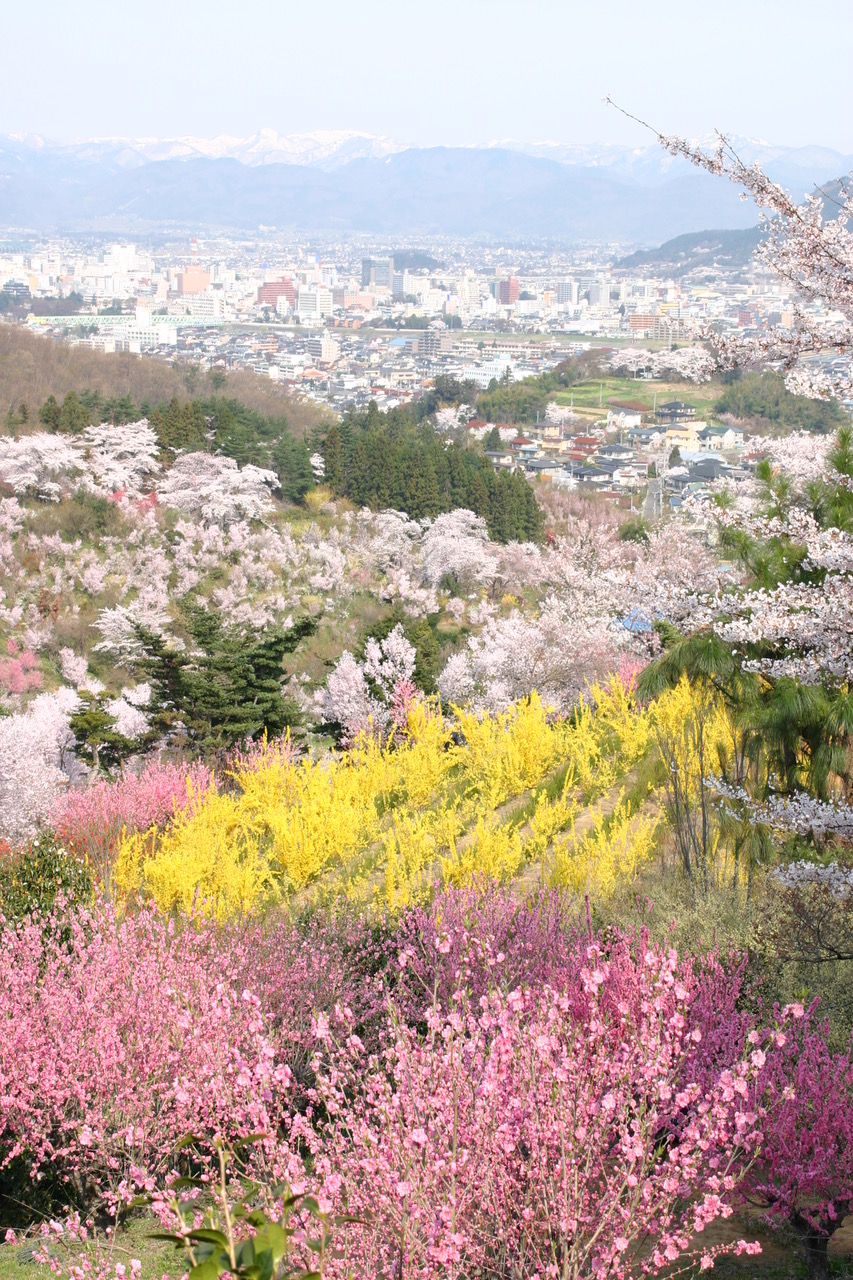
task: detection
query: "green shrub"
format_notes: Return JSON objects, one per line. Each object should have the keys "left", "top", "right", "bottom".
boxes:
{"left": 0, "top": 831, "right": 91, "bottom": 922}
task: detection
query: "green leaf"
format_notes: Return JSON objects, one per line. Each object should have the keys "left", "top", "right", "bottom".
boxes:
{"left": 254, "top": 1223, "right": 287, "bottom": 1260}
{"left": 186, "top": 1229, "right": 231, "bottom": 1249}
{"left": 188, "top": 1258, "right": 224, "bottom": 1280}
{"left": 234, "top": 1240, "right": 257, "bottom": 1269}
{"left": 231, "top": 1132, "right": 270, "bottom": 1149}
{"left": 172, "top": 1132, "right": 200, "bottom": 1152}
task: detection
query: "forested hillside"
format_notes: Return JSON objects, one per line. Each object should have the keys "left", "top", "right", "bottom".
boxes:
{"left": 323, "top": 404, "right": 544, "bottom": 539}
{"left": 0, "top": 325, "right": 329, "bottom": 435}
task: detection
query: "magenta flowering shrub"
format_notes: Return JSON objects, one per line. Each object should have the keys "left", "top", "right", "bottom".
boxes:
{"left": 389, "top": 885, "right": 585, "bottom": 1019}
{"left": 747, "top": 1001, "right": 853, "bottom": 1276}
{"left": 227, "top": 908, "right": 389, "bottom": 1083}
{"left": 48, "top": 758, "right": 213, "bottom": 875}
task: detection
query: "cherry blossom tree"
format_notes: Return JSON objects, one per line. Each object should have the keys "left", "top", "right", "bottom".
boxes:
{"left": 420, "top": 509, "right": 498, "bottom": 589}
{"left": 156, "top": 452, "right": 279, "bottom": 523}
{"left": 0, "top": 688, "right": 80, "bottom": 841}
{"left": 79, "top": 421, "right": 162, "bottom": 496}
{"left": 438, "top": 596, "right": 623, "bottom": 714}
{"left": 0, "top": 433, "right": 81, "bottom": 501}
{"left": 321, "top": 624, "right": 417, "bottom": 741}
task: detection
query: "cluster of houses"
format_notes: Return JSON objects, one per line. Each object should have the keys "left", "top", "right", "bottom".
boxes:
{"left": 473, "top": 398, "right": 750, "bottom": 502}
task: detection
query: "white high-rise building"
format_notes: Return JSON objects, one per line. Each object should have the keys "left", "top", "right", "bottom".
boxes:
{"left": 297, "top": 285, "right": 334, "bottom": 318}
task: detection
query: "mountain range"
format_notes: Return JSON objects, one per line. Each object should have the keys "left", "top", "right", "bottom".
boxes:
{"left": 1, "top": 130, "right": 849, "bottom": 242}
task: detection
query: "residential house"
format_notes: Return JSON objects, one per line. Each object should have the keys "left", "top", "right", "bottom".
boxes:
{"left": 665, "top": 424, "right": 701, "bottom": 452}
{"left": 698, "top": 424, "right": 745, "bottom": 451}
{"left": 657, "top": 400, "right": 697, "bottom": 424}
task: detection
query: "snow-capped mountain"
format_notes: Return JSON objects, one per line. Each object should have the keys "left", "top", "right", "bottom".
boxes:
{"left": 0, "top": 129, "right": 849, "bottom": 240}
{"left": 1, "top": 129, "right": 405, "bottom": 172}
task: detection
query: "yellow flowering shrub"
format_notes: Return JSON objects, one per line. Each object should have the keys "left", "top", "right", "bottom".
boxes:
{"left": 114, "top": 788, "right": 276, "bottom": 920}
{"left": 112, "top": 677, "right": 671, "bottom": 918}
{"left": 525, "top": 778, "right": 579, "bottom": 862}
{"left": 453, "top": 694, "right": 568, "bottom": 807}
{"left": 383, "top": 803, "right": 465, "bottom": 909}
{"left": 649, "top": 676, "right": 730, "bottom": 805}
{"left": 440, "top": 814, "right": 524, "bottom": 889}
{"left": 589, "top": 676, "right": 651, "bottom": 768}
{"left": 551, "top": 796, "right": 660, "bottom": 898}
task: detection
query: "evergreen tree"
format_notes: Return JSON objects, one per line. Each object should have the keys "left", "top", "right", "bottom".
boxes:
{"left": 135, "top": 609, "right": 316, "bottom": 756}
{"left": 323, "top": 424, "right": 345, "bottom": 492}
{"left": 69, "top": 693, "right": 138, "bottom": 776}
{"left": 38, "top": 395, "right": 61, "bottom": 431}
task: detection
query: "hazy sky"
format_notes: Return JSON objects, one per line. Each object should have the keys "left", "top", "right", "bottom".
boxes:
{"left": 3, "top": 0, "right": 853, "bottom": 152}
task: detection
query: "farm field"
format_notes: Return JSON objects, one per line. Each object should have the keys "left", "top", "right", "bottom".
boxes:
{"left": 555, "top": 374, "right": 722, "bottom": 418}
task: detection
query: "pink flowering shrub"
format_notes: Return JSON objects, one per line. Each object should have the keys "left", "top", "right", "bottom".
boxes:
{"left": 389, "top": 885, "right": 586, "bottom": 1019}
{"left": 310, "top": 939, "right": 767, "bottom": 1279}
{"left": 0, "top": 887, "right": 848, "bottom": 1280}
{"left": 0, "top": 639, "right": 41, "bottom": 696}
{"left": 0, "top": 903, "right": 298, "bottom": 1209}
{"left": 746, "top": 1001, "right": 853, "bottom": 1278}
{"left": 48, "top": 759, "right": 213, "bottom": 879}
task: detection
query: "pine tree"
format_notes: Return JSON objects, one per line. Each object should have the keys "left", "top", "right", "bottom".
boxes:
{"left": 323, "top": 424, "right": 345, "bottom": 492}
{"left": 69, "top": 693, "right": 138, "bottom": 776}
{"left": 135, "top": 609, "right": 316, "bottom": 756}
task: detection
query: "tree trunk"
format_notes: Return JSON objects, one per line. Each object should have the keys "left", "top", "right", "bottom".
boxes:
{"left": 793, "top": 1215, "right": 831, "bottom": 1280}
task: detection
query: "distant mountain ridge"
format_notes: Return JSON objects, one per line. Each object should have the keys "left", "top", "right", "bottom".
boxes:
{"left": 1, "top": 130, "right": 849, "bottom": 242}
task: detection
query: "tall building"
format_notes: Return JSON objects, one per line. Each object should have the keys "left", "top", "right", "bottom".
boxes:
{"left": 498, "top": 276, "right": 519, "bottom": 305}
{"left": 417, "top": 328, "right": 452, "bottom": 358}
{"left": 588, "top": 277, "right": 613, "bottom": 307}
{"left": 305, "top": 331, "right": 341, "bottom": 363}
{"left": 557, "top": 280, "right": 579, "bottom": 306}
{"left": 297, "top": 285, "right": 334, "bottom": 318}
{"left": 257, "top": 277, "right": 296, "bottom": 307}
{"left": 177, "top": 266, "right": 210, "bottom": 296}
{"left": 361, "top": 256, "right": 394, "bottom": 290}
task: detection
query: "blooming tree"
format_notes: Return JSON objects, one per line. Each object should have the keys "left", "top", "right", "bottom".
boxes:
{"left": 0, "top": 433, "right": 81, "bottom": 501}
{"left": 156, "top": 452, "right": 279, "bottom": 523}
{"left": 321, "top": 624, "right": 417, "bottom": 740}
{"left": 79, "top": 421, "right": 162, "bottom": 495}
{"left": 0, "top": 688, "right": 80, "bottom": 841}
{"left": 0, "top": 639, "right": 41, "bottom": 697}
{"left": 629, "top": 113, "right": 853, "bottom": 400}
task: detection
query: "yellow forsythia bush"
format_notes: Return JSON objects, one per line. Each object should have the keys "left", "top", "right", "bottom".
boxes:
{"left": 452, "top": 693, "right": 570, "bottom": 807}
{"left": 114, "top": 788, "right": 276, "bottom": 920}
{"left": 440, "top": 814, "right": 524, "bottom": 889}
{"left": 113, "top": 679, "right": 665, "bottom": 918}
{"left": 551, "top": 796, "right": 660, "bottom": 897}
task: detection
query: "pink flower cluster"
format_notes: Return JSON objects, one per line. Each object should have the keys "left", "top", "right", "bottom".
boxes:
{"left": 48, "top": 759, "right": 214, "bottom": 872}
{"left": 0, "top": 639, "right": 41, "bottom": 696}
{"left": 310, "top": 937, "right": 768, "bottom": 1279}
{"left": 0, "top": 904, "right": 302, "bottom": 1204}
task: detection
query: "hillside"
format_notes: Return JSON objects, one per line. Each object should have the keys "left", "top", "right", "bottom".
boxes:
{"left": 617, "top": 226, "right": 763, "bottom": 272}
{"left": 0, "top": 324, "right": 330, "bottom": 437}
